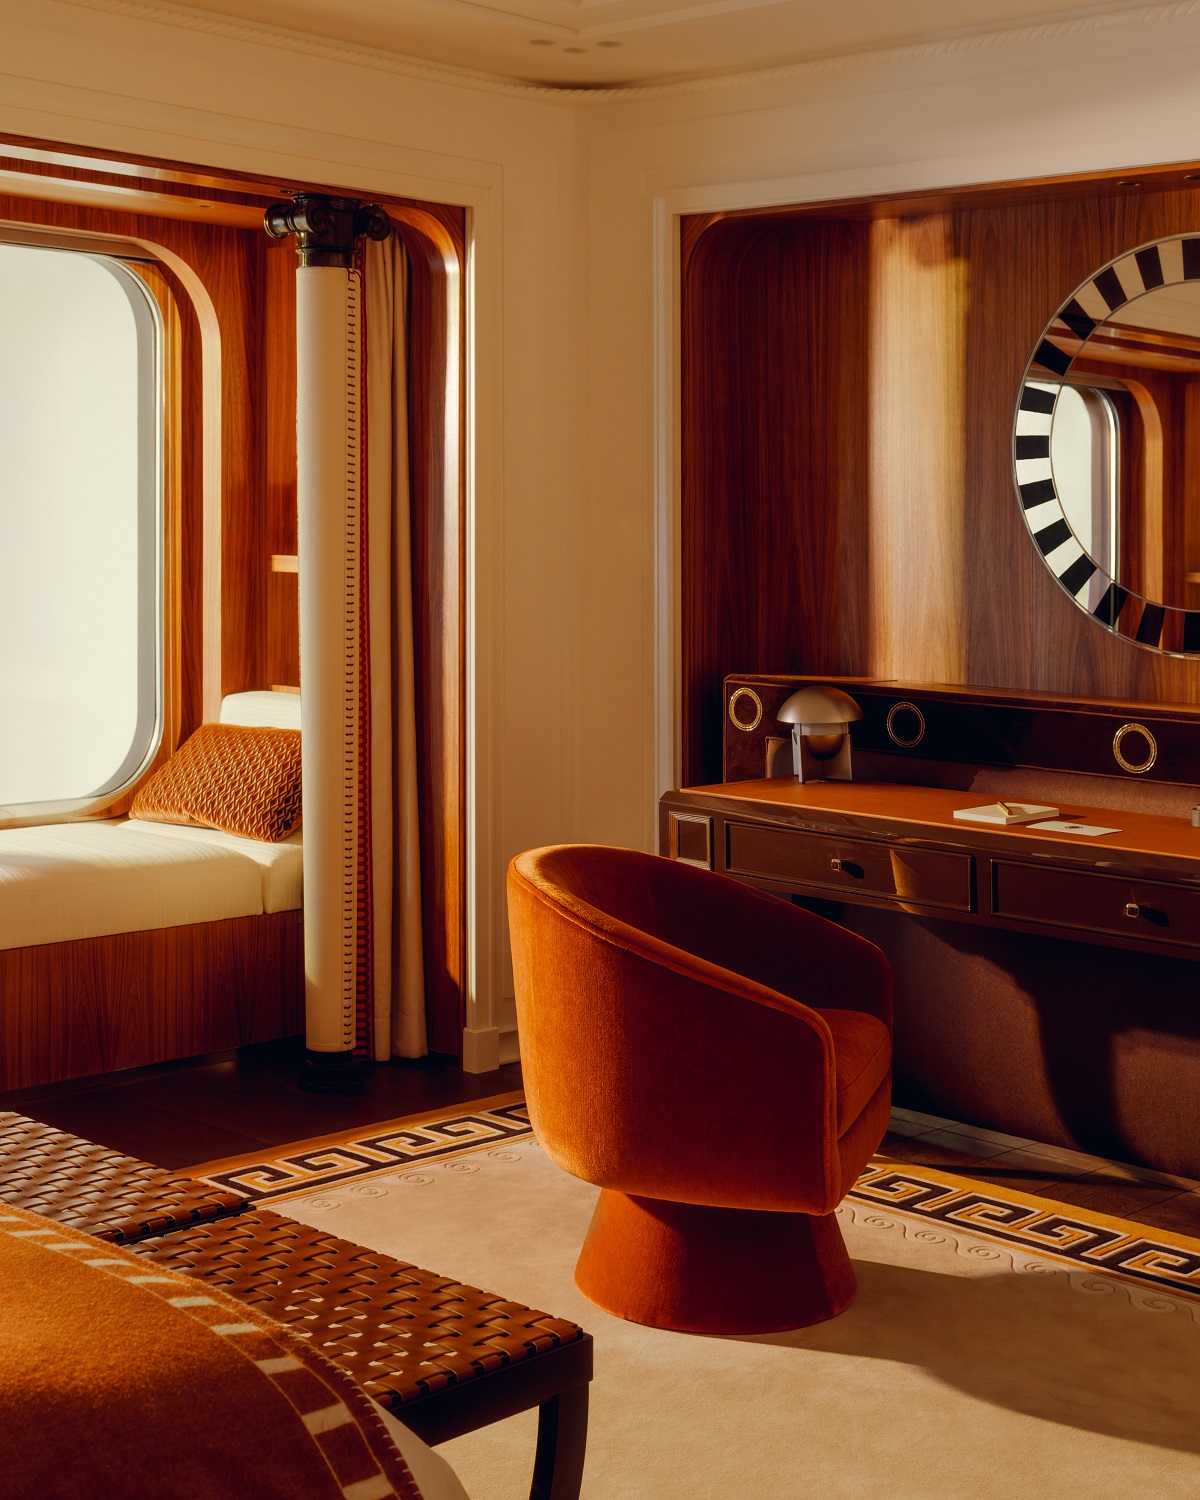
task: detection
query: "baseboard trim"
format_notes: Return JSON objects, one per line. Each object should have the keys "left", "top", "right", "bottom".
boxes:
{"left": 461, "top": 1025, "right": 501, "bottom": 1074}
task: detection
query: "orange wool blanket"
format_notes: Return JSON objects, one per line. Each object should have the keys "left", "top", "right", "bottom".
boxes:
{"left": 0, "top": 1203, "right": 423, "bottom": 1500}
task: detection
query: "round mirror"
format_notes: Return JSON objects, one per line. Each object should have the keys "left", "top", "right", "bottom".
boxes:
{"left": 1013, "top": 236, "right": 1200, "bottom": 654}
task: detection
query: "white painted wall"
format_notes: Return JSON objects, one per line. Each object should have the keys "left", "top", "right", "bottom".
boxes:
{"left": 5, "top": 1, "right": 1200, "bottom": 1058}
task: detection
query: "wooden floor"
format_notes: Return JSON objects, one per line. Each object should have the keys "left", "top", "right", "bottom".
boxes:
{"left": 878, "top": 1124, "right": 1200, "bottom": 1239}
{"left": 4, "top": 1044, "right": 1199, "bottom": 1240}
{"left": 0, "top": 1037, "right": 523, "bottom": 1170}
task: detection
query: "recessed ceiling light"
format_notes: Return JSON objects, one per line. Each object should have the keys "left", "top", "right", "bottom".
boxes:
{"left": 596, "top": 40, "right": 622, "bottom": 47}
{"left": 563, "top": 45, "right": 588, "bottom": 52}
{"left": 530, "top": 37, "right": 554, "bottom": 45}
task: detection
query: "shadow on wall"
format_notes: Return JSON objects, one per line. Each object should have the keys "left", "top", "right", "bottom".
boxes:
{"left": 833, "top": 903, "right": 1200, "bottom": 1180}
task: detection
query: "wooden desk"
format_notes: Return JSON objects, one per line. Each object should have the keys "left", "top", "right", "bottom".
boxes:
{"left": 661, "top": 778, "right": 1200, "bottom": 959}
{"left": 680, "top": 678, "right": 1200, "bottom": 1177}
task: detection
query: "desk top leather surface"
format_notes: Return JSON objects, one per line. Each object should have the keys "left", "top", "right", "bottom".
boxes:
{"left": 672, "top": 778, "right": 1200, "bottom": 874}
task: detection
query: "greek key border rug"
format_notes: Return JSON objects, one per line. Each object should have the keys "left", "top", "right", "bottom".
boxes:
{"left": 194, "top": 1095, "right": 1200, "bottom": 1308}
{"left": 850, "top": 1161, "right": 1200, "bottom": 1308}
{"left": 193, "top": 1092, "right": 533, "bottom": 1205}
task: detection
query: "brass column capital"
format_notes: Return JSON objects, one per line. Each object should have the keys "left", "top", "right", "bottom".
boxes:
{"left": 264, "top": 193, "right": 391, "bottom": 268}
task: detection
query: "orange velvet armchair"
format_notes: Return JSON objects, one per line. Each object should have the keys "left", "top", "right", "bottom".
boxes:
{"left": 507, "top": 845, "right": 893, "bottom": 1335}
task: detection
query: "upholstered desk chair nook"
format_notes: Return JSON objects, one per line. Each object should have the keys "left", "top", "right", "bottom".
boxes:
{"left": 507, "top": 845, "right": 893, "bottom": 1335}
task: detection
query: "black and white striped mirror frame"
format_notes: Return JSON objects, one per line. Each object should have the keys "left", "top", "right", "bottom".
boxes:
{"left": 1014, "top": 234, "right": 1200, "bottom": 656}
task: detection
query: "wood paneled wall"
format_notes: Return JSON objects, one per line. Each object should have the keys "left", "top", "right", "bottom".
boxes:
{"left": 263, "top": 237, "right": 300, "bottom": 692}
{"left": 681, "top": 214, "right": 870, "bottom": 784}
{"left": 868, "top": 215, "right": 967, "bottom": 686}
{"left": 394, "top": 205, "right": 467, "bottom": 1057}
{"left": 681, "top": 178, "right": 1200, "bottom": 785}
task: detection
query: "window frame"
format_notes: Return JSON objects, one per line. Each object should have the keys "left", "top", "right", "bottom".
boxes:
{"left": 0, "top": 232, "right": 167, "bottom": 828}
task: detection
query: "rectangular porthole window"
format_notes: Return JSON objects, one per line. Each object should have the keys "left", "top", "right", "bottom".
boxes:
{"left": 0, "top": 242, "right": 163, "bottom": 818}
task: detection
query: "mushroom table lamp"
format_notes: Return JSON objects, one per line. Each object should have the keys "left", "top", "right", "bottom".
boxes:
{"left": 777, "top": 686, "right": 864, "bottom": 782}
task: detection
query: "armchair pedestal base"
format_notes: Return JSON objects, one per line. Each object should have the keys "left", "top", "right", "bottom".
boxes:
{"left": 574, "top": 1189, "right": 856, "bottom": 1335}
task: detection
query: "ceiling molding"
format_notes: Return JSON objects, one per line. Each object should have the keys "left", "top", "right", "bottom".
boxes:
{"left": 60, "top": 0, "right": 1200, "bottom": 104}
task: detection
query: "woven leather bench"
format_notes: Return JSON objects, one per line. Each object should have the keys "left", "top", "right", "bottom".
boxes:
{"left": 0, "top": 1111, "right": 245, "bottom": 1242}
{"left": 0, "top": 1111, "right": 592, "bottom": 1500}
{"left": 129, "top": 1209, "right": 591, "bottom": 1498}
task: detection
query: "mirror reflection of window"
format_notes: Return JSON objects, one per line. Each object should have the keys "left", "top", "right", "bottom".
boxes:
{"left": 1015, "top": 240, "right": 1200, "bottom": 644}
{"left": 1031, "top": 379, "right": 1120, "bottom": 579}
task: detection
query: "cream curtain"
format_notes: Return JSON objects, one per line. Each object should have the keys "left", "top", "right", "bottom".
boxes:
{"left": 365, "top": 232, "right": 427, "bottom": 1059}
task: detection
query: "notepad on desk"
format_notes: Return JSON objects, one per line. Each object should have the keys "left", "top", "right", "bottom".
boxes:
{"left": 953, "top": 801, "right": 1058, "bottom": 826}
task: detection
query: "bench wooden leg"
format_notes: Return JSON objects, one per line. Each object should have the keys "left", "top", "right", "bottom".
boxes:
{"left": 529, "top": 1385, "right": 589, "bottom": 1500}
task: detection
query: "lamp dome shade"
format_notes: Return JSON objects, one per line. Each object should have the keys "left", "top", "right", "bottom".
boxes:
{"left": 777, "top": 686, "right": 864, "bottom": 733}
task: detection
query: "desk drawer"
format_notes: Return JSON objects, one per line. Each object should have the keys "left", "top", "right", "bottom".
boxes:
{"left": 992, "top": 861, "right": 1200, "bottom": 948}
{"left": 726, "top": 821, "right": 973, "bottom": 911}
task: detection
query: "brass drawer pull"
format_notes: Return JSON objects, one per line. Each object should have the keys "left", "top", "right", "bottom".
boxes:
{"left": 1125, "top": 902, "right": 1141, "bottom": 919}
{"left": 830, "top": 857, "right": 843, "bottom": 872}
{"left": 830, "top": 856, "right": 864, "bottom": 878}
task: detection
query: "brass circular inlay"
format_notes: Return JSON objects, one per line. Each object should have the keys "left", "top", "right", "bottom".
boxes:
{"left": 727, "top": 687, "right": 763, "bottom": 733}
{"left": 886, "top": 700, "right": 926, "bottom": 749}
{"left": 1112, "top": 722, "right": 1157, "bottom": 775}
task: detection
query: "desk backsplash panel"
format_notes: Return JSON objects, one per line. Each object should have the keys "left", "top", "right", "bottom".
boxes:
{"left": 723, "top": 676, "right": 1200, "bottom": 794}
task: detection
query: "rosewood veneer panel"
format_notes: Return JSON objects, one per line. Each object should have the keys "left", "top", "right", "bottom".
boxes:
{"left": 394, "top": 209, "right": 468, "bottom": 1055}
{"left": 681, "top": 216, "right": 870, "bottom": 785}
{"left": 0, "top": 912, "right": 302, "bottom": 1091}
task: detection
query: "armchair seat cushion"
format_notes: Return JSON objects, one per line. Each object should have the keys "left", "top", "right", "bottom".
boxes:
{"left": 816, "top": 1009, "right": 891, "bottom": 1136}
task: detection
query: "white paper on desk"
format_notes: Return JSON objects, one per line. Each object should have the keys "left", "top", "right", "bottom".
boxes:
{"left": 1027, "top": 819, "right": 1121, "bottom": 837}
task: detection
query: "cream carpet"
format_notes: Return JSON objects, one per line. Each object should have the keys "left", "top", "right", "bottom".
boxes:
{"left": 278, "top": 1139, "right": 1200, "bottom": 1500}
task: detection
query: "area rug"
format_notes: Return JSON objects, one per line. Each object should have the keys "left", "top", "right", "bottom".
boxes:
{"left": 192, "top": 1093, "right": 531, "bottom": 1204}
{"left": 218, "top": 1114, "right": 1200, "bottom": 1500}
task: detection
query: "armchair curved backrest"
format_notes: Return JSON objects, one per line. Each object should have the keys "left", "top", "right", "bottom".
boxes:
{"left": 507, "top": 845, "right": 891, "bottom": 1216}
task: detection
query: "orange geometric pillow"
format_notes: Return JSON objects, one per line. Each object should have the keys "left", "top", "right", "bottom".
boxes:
{"left": 130, "top": 723, "right": 302, "bottom": 843}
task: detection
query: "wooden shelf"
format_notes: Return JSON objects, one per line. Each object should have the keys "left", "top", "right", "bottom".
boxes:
{"left": 270, "top": 554, "right": 298, "bottom": 573}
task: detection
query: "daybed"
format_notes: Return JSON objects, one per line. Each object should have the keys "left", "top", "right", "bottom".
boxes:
{"left": 0, "top": 691, "right": 304, "bottom": 1091}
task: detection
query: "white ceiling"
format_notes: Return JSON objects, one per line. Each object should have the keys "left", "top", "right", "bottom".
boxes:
{"left": 161, "top": 0, "right": 1159, "bottom": 88}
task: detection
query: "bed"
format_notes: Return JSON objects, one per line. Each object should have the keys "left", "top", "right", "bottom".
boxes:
{"left": 0, "top": 692, "right": 305, "bottom": 1091}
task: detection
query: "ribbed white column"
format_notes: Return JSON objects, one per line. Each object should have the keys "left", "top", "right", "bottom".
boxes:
{"left": 296, "top": 266, "right": 362, "bottom": 1055}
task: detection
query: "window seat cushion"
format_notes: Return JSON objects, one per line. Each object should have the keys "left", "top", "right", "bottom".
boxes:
{"left": 125, "top": 821, "right": 304, "bottom": 915}
{"left": 0, "top": 820, "right": 303, "bottom": 952}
